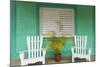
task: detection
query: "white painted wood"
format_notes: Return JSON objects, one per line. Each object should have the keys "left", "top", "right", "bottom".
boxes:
{"left": 27, "top": 36, "right": 31, "bottom": 59}
{"left": 31, "top": 36, "right": 34, "bottom": 58}
{"left": 40, "top": 36, "right": 43, "bottom": 57}
{"left": 19, "top": 36, "right": 46, "bottom": 65}
{"left": 81, "top": 36, "right": 84, "bottom": 55}
{"left": 19, "top": 51, "right": 24, "bottom": 65}
{"left": 37, "top": 36, "right": 39, "bottom": 57}
{"left": 88, "top": 48, "right": 91, "bottom": 61}
{"left": 34, "top": 36, "right": 36, "bottom": 58}
{"left": 72, "top": 35, "right": 91, "bottom": 62}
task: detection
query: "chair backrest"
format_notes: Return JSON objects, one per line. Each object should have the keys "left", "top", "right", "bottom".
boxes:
{"left": 74, "top": 35, "right": 87, "bottom": 55}
{"left": 27, "top": 36, "right": 43, "bottom": 59}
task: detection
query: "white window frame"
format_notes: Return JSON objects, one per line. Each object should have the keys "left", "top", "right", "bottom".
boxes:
{"left": 39, "top": 7, "right": 75, "bottom": 37}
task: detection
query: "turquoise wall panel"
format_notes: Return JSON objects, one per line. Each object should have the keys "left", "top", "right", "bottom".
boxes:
{"left": 16, "top": 2, "right": 39, "bottom": 52}
{"left": 76, "top": 6, "right": 95, "bottom": 55}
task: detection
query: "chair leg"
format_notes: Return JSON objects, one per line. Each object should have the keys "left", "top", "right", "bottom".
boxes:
{"left": 43, "top": 60, "right": 45, "bottom": 64}
{"left": 88, "top": 57, "right": 91, "bottom": 61}
{"left": 72, "top": 56, "right": 74, "bottom": 62}
{"left": 42, "top": 58, "right": 45, "bottom": 64}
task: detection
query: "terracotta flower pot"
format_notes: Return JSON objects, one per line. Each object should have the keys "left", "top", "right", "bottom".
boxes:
{"left": 55, "top": 53, "right": 61, "bottom": 62}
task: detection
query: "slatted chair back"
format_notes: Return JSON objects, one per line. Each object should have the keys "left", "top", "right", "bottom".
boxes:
{"left": 27, "top": 36, "right": 43, "bottom": 59}
{"left": 74, "top": 35, "right": 87, "bottom": 55}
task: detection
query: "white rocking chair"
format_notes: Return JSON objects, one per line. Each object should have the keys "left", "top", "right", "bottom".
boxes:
{"left": 72, "top": 35, "right": 91, "bottom": 62}
{"left": 19, "top": 36, "right": 46, "bottom": 65}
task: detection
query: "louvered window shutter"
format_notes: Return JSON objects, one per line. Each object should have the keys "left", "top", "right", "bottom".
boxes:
{"left": 40, "top": 8, "right": 74, "bottom": 37}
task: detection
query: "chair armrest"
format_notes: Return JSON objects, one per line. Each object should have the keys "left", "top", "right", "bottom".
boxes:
{"left": 18, "top": 50, "right": 28, "bottom": 61}
{"left": 19, "top": 50, "right": 28, "bottom": 53}
{"left": 72, "top": 46, "right": 75, "bottom": 54}
{"left": 19, "top": 51, "right": 25, "bottom": 63}
{"left": 42, "top": 48, "right": 46, "bottom": 57}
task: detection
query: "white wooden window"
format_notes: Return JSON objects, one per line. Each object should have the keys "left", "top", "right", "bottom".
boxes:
{"left": 40, "top": 8, "right": 74, "bottom": 37}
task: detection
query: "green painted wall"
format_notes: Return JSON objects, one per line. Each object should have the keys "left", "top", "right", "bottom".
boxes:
{"left": 76, "top": 6, "right": 95, "bottom": 55}
{"left": 10, "top": 1, "right": 17, "bottom": 58}
{"left": 11, "top": 1, "right": 95, "bottom": 59}
{"left": 16, "top": 2, "right": 39, "bottom": 51}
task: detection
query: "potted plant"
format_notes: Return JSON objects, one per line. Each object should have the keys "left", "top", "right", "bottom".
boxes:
{"left": 45, "top": 31, "right": 66, "bottom": 62}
